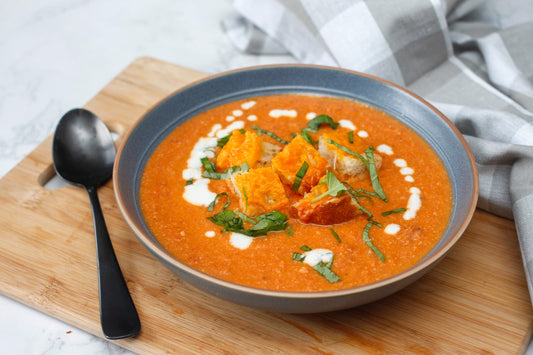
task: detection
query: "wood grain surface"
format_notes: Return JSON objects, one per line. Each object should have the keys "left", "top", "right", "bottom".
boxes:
{"left": 0, "top": 57, "right": 532, "bottom": 354}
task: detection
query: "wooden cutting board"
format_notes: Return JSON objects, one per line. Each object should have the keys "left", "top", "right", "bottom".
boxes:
{"left": 0, "top": 57, "right": 532, "bottom": 354}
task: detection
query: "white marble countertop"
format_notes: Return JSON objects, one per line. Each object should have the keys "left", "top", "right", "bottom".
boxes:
{"left": 1, "top": 1, "right": 531, "bottom": 354}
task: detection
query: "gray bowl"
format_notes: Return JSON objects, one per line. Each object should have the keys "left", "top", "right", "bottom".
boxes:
{"left": 113, "top": 64, "right": 478, "bottom": 313}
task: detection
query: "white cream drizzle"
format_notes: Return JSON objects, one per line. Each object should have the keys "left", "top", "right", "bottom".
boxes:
{"left": 241, "top": 101, "right": 256, "bottom": 110}
{"left": 384, "top": 224, "right": 401, "bottom": 235}
{"left": 247, "top": 115, "right": 257, "bottom": 121}
{"left": 269, "top": 109, "right": 297, "bottom": 118}
{"left": 403, "top": 187, "right": 422, "bottom": 220}
{"left": 182, "top": 122, "right": 245, "bottom": 207}
{"left": 230, "top": 233, "right": 254, "bottom": 249}
{"left": 226, "top": 115, "right": 235, "bottom": 122}
{"left": 215, "top": 121, "right": 245, "bottom": 138}
{"left": 302, "top": 249, "right": 333, "bottom": 267}
{"left": 339, "top": 119, "right": 356, "bottom": 130}
{"left": 205, "top": 231, "right": 215, "bottom": 238}
{"left": 306, "top": 112, "right": 316, "bottom": 120}
{"left": 232, "top": 109, "right": 243, "bottom": 117}
{"left": 377, "top": 144, "right": 393, "bottom": 155}
{"left": 183, "top": 178, "right": 216, "bottom": 206}
{"left": 393, "top": 159, "right": 407, "bottom": 168}
{"left": 400, "top": 167, "right": 414, "bottom": 175}
{"left": 357, "top": 130, "right": 369, "bottom": 138}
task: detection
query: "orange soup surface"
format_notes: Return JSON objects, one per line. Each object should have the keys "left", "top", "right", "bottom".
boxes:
{"left": 140, "top": 94, "right": 452, "bottom": 292}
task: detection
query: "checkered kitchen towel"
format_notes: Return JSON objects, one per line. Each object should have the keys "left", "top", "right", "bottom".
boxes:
{"left": 223, "top": 0, "right": 533, "bottom": 302}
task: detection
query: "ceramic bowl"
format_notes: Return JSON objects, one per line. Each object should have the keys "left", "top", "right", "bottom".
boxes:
{"left": 113, "top": 65, "right": 478, "bottom": 313}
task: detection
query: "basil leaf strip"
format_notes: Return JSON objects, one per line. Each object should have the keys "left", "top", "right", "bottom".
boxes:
{"left": 311, "top": 171, "right": 347, "bottom": 202}
{"left": 307, "top": 114, "right": 339, "bottom": 132}
{"left": 217, "top": 135, "right": 231, "bottom": 148}
{"left": 291, "top": 161, "right": 309, "bottom": 191}
{"left": 208, "top": 209, "right": 243, "bottom": 232}
{"left": 343, "top": 182, "right": 373, "bottom": 218}
{"left": 382, "top": 208, "right": 406, "bottom": 217}
{"left": 200, "top": 157, "right": 216, "bottom": 172}
{"left": 208, "top": 210, "right": 288, "bottom": 237}
{"left": 217, "top": 129, "right": 245, "bottom": 148}
{"left": 292, "top": 249, "right": 342, "bottom": 283}
{"left": 326, "top": 140, "right": 387, "bottom": 202}
{"left": 365, "top": 146, "right": 387, "bottom": 202}
{"left": 300, "top": 245, "right": 312, "bottom": 251}
{"left": 251, "top": 126, "right": 289, "bottom": 144}
{"left": 348, "top": 131, "right": 354, "bottom": 143}
{"left": 202, "top": 162, "right": 249, "bottom": 180}
{"left": 185, "top": 178, "right": 194, "bottom": 186}
{"left": 363, "top": 222, "right": 386, "bottom": 262}
{"left": 300, "top": 129, "right": 318, "bottom": 146}
{"left": 292, "top": 252, "right": 305, "bottom": 261}
{"left": 207, "top": 192, "right": 230, "bottom": 212}
{"left": 330, "top": 228, "right": 341, "bottom": 243}
{"left": 313, "top": 261, "right": 342, "bottom": 283}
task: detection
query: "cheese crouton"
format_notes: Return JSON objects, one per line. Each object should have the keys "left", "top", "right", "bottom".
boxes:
{"left": 231, "top": 167, "right": 289, "bottom": 217}
{"left": 216, "top": 130, "right": 262, "bottom": 171}
{"left": 294, "top": 176, "right": 362, "bottom": 225}
{"left": 318, "top": 131, "right": 382, "bottom": 178}
{"left": 271, "top": 135, "right": 330, "bottom": 194}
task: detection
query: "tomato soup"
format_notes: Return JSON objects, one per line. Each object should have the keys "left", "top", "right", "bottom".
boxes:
{"left": 140, "top": 94, "right": 452, "bottom": 292}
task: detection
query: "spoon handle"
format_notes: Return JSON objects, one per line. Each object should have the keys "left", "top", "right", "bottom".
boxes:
{"left": 86, "top": 185, "right": 141, "bottom": 339}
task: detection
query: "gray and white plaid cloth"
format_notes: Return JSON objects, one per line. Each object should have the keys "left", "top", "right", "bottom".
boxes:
{"left": 223, "top": 0, "right": 533, "bottom": 303}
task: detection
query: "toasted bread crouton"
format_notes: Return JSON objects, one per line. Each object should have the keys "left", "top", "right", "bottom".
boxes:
{"left": 271, "top": 135, "right": 330, "bottom": 194}
{"left": 259, "top": 141, "right": 282, "bottom": 165}
{"left": 294, "top": 177, "right": 362, "bottom": 225}
{"left": 231, "top": 167, "right": 289, "bottom": 217}
{"left": 318, "top": 131, "right": 382, "bottom": 178}
{"left": 216, "top": 130, "right": 262, "bottom": 171}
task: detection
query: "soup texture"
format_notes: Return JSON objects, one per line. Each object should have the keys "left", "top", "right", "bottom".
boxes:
{"left": 140, "top": 94, "right": 452, "bottom": 292}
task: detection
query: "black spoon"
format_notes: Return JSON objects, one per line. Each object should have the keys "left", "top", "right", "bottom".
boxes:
{"left": 52, "top": 108, "right": 140, "bottom": 339}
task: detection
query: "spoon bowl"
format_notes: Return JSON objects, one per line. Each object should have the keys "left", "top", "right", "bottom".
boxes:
{"left": 53, "top": 108, "right": 140, "bottom": 339}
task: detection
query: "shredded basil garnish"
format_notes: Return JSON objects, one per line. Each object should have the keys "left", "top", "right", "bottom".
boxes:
{"left": 242, "top": 186, "right": 248, "bottom": 210}
{"left": 356, "top": 189, "right": 381, "bottom": 199}
{"left": 291, "top": 161, "right": 309, "bottom": 191}
{"left": 367, "top": 219, "right": 382, "bottom": 228}
{"left": 300, "top": 129, "right": 318, "bottom": 146}
{"left": 382, "top": 208, "right": 406, "bottom": 217}
{"left": 300, "top": 245, "right": 312, "bottom": 251}
{"left": 200, "top": 157, "right": 216, "bottom": 173}
{"left": 202, "top": 162, "right": 249, "bottom": 180}
{"left": 311, "top": 171, "right": 347, "bottom": 202}
{"left": 348, "top": 131, "right": 354, "bottom": 143}
{"left": 325, "top": 140, "right": 387, "bottom": 202}
{"left": 285, "top": 225, "right": 293, "bottom": 236}
{"left": 292, "top": 248, "right": 341, "bottom": 283}
{"left": 234, "top": 210, "right": 256, "bottom": 224}
{"left": 330, "top": 228, "right": 341, "bottom": 243}
{"left": 363, "top": 222, "right": 386, "bottom": 262}
{"left": 216, "top": 129, "right": 245, "bottom": 148}
{"left": 343, "top": 182, "right": 373, "bottom": 218}
{"left": 313, "top": 261, "right": 341, "bottom": 283}
{"left": 365, "top": 146, "right": 387, "bottom": 202}
{"left": 185, "top": 178, "right": 194, "bottom": 186}
{"left": 292, "top": 252, "right": 305, "bottom": 261}
{"left": 207, "top": 192, "right": 230, "bottom": 212}
{"left": 251, "top": 126, "right": 289, "bottom": 144}
{"left": 306, "top": 114, "right": 339, "bottom": 132}
{"left": 217, "top": 135, "right": 231, "bottom": 148}
{"left": 207, "top": 210, "right": 288, "bottom": 237}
